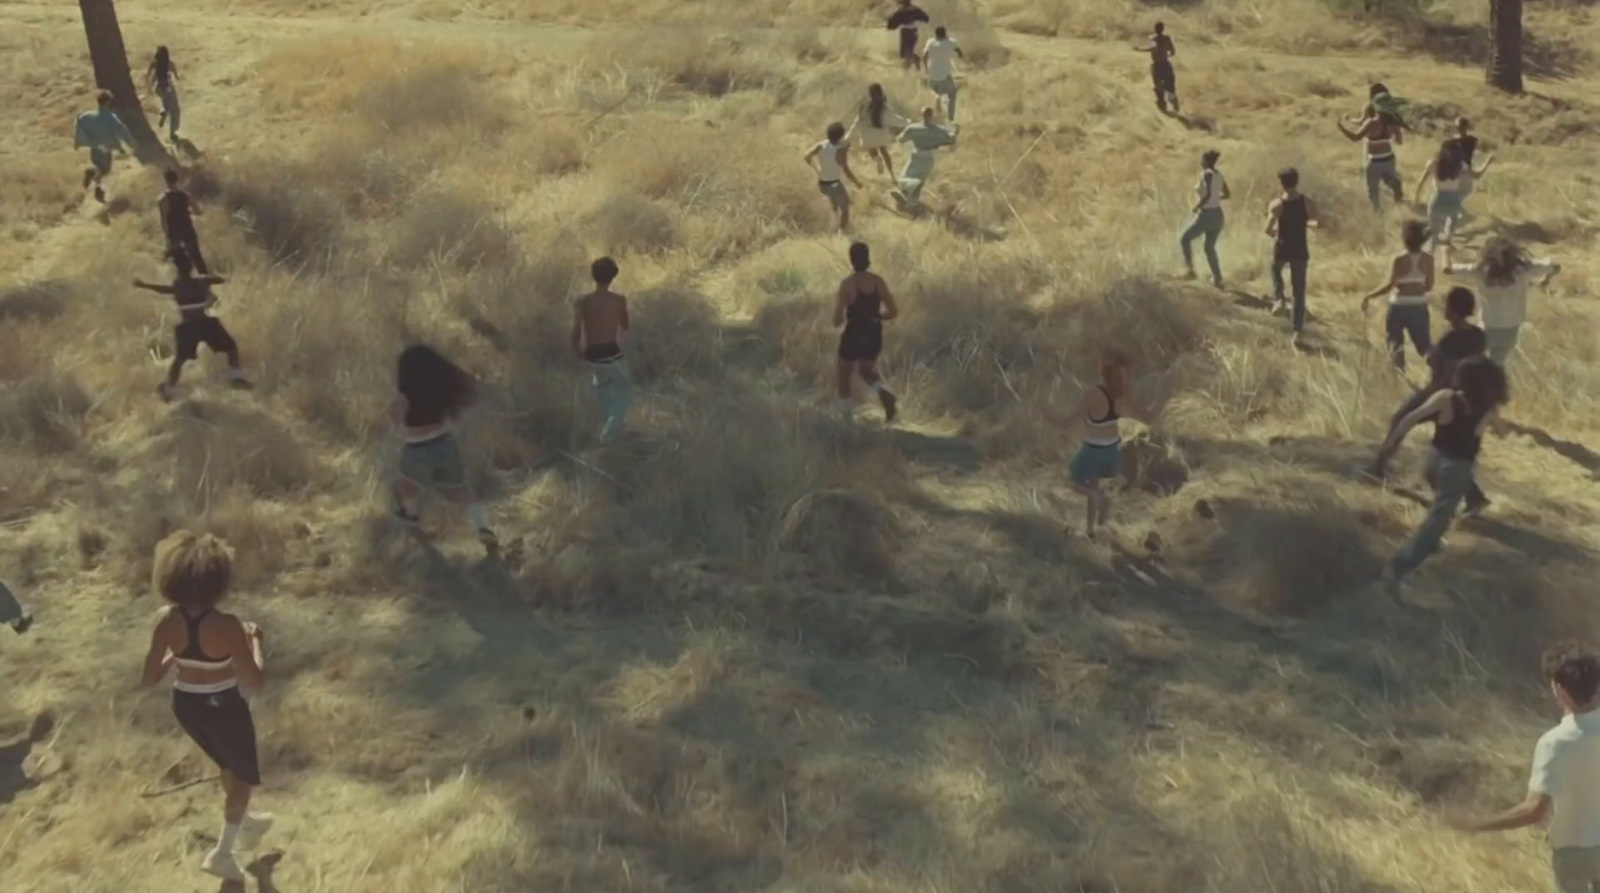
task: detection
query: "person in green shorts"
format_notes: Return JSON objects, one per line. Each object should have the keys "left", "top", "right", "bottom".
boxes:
{"left": 389, "top": 345, "right": 500, "bottom": 557}
{"left": 921, "top": 26, "right": 964, "bottom": 121}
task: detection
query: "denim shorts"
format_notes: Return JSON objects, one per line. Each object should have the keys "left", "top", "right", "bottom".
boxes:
{"left": 1069, "top": 442, "right": 1123, "bottom": 486}
{"left": 398, "top": 432, "right": 468, "bottom": 489}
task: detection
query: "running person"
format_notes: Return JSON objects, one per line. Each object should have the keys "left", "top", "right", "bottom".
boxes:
{"left": 1442, "top": 237, "right": 1560, "bottom": 367}
{"left": 833, "top": 242, "right": 900, "bottom": 423}
{"left": 139, "top": 530, "right": 272, "bottom": 883}
{"left": 893, "top": 107, "right": 958, "bottom": 214}
{"left": 1415, "top": 141, "right": 1469, "bottom": 251}
{"left": 847, "top": 83, "right": 910, "bottom": 180}
{"left": 1178, "top": 149, "right": 1229, "bottom": 287}
{"left": 1265, "top": 167, "right": 1319, "bottom": 345}
{"left": 1362, "top": 220, "right": 1435, "bottom": 371}
{"left": 804, "top": 122, "right": 864, "bottom": 232}
{"left": 1337, "top": 83, "right": 1406, "bottom": 210}
{"left": 147, "top": 45, "right": 182, "bottom": 144}
{"left": 922, "top": 26, "right": 964, "bottom": 121}
{"left": 160, "top": 168, "right": 208, "bottom": 274}
{"left": 1136, "top": 22, "right": 1178, "bottom": 114}
{"left": 571, "top": 257, "right": 633, "bottom": 446}
{"left": 1064, "top": 350, "right": 1163, "bottom": 541}
{"left": 1374, "top": 356, "right": 1508, "bottom": 587}
{"left": 133, "top": 247, "right": 250, "bottom": 401}
{"left": 886, "top": 1, "right": 931, "bottom": 71}
{"left": 1443, "top": 116, "right": 1495, "bottom": 209}
{"left": 389, "top": 345, "right": 500, "bottom": 556}
{"left": 73, "top": 90, "right": 136, "bottom": 204}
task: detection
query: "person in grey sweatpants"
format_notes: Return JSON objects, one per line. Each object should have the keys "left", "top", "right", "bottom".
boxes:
{"left": 892, "top": 107, "right": 958, "bottom": 214}
{"left": 1179, "top": 149, "right": 1229, "bottom": 286}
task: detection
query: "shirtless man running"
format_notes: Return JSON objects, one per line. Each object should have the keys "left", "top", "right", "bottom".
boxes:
{"left": 571, "top": 257, "right": 633, "bottom": 445}
{"left": 1135, "top": 22, "right": 1179, "bottom": 114}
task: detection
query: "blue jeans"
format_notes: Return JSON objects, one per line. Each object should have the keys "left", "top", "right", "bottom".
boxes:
{"left": 1272, "top": 256, "right": 1309, "bottom": 332}
{"left": 1385, "top": 303, "right": 1431, "bottom": 370}
{"left": 1428, "top": 189, "right": 1466, "bottom": 249}
{"left": 590, "top": 359, "right": 633, "bottom": 445}
{"left": 1392, "top": 449, "right": 1477, "bottom": 578}
{"left": 1180, "top": 207, "right": 1225, "bottom": 283}
{"left": 1365, "top": 157, "right": 1402, "bottom": 209}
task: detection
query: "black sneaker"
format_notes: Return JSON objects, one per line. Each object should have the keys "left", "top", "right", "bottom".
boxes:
{"left": 878, "top": 388, "right": 898, "bottom": 424}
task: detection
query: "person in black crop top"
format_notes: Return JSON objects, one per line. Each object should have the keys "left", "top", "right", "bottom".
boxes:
{"left": 834, "top": 242, "right": 900, "bottom": 423}
{"left": 132, "top": 246, "right": 251, "bottom": 402}
{"left": 1374, "top": 356, "right": 1508, "bottom": 588}
{"left": 1265, "top": 168, "right": 1319, "bottom": 344}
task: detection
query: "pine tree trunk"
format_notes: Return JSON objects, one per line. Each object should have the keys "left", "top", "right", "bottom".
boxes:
{"left": 1487, "top": 0, "right": 1524, "bottom": 93}
{"left": 77, "top": 0, "right": 169, "bottom": 164}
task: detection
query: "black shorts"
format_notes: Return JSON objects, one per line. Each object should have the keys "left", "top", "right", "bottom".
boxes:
{"left": 1272, "top": 246, "right": 1310, "bottom": 266}
{"left": 839, "top": 325, "right": 883, "bottom": 362}
{"left": 175, "top": 315, "right": 237, "bottom": 362}
{"left": 173, "top": 687, "right": 261, "bottom": 785}
{"left": 1152, "top": 61, "right": 1176, "bottom": 94}
{"left": 899, "top": 28, "right": 919, "bottom": 59}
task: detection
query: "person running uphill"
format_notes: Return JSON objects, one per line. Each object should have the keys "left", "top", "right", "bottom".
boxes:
{"left": 834, "top": 241, "right": 900, "bottom": 424}
{"left": 1374, "top": 355, "right": 1507, "bottom": 588}
{"left": 805, "top": 123, "right": 864, "bottom": 232}
{"left": 139, "top": 531, "right": 273, "bottom": 883}
{"left": 887, "top": 1, "right": 931, "bottom": 71}
{"left": 1338, "top": 84, "right": 1406, "bottom": 210}
{"left": 160, "top": 168, "right": 208, "bottom": 274}
{"left": 922, "top": 26, "right": 964, "bottom": 121}
{"left": 1443, "top": 237, "right": 1560, "bottom": 368}
{"left": 147, "top": 45, "right": 182, "bottom": 144}
{"left": 1415, "top": 142, "right": 1469, "bottom": 251}
{"left": 1064, "top": 350, "right": 1163, "bottom": 541}
{"left": 389, "top": 345, "right": 500, "bottom": 557}
{"left": 848, "top": 84, "right": 910, "bottom": 181}
{"left": 1444, "top": 117, "right": 1494, "bottom": 212}
{"left": 1179, "top": 149, "right": 1229, "bottom": 287}
{"left": 1362, "top": 220, "right": 1435, "bottom": 371}
{"left": 1449, "top": 642, "right": 1600, "bottom": 893}
{"left": 1136, "top": 22, "right": 1179, "bottom": 114}
{"left": 1266, "top": 167, "right": 1319, "bottom": 344}
{"left": 571, "top": 257, "right": 633, "bottom": 446}
{"left": 893, "top": 107, "right": 959, "bottom": 214}
{"left": 74, "top": 90, "right": 136, "bottom": 204}
{"left": 133, "top": 247, "right": 250, "bottom": 401}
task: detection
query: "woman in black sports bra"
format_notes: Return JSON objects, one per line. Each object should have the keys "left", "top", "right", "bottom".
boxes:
{"left": 139, "top": 531, "right": 272, "bottom": 883}
{"left": 1373, "top": 355, "right": 1508, "bottom": 588}
{"left": 833, "top": 241, "right": 901, "bottom": 423}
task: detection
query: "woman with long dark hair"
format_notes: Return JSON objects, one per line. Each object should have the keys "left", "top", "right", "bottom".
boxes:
{"left": 847, "top": 83, "right": 908, "bottom": 180}
{"left": 146, "top": 45, "right": 181, "bottom": 144}
{"left": 1415, "top": 141, "right": 1468, "bottom": 250}
{"left": 1374, "top": 355, "right": 1509, "bottom": 586}
{"left": 389, "top": 345, "right": 499, "bottom": 556}
{"left": 1064, "top": 349, "right": 1163, "bottom": 541}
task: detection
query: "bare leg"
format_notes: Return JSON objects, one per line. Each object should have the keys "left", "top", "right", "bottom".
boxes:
{"left": 839, "top": 201, "right": 851, "bottom": 232}
{"left": 858, "top": 360, "right": 897, "bottom": 422}
{"left": 222, "top": 769, "right": 251, "bottom": 825}
{"left": 394, "top": 475, "right": 423, "bottom": 518}
{"left": 836, "top": 358, "right": 853, "bottom": 400}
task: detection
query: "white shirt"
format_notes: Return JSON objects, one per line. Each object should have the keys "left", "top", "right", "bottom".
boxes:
{"left": 923, "top": 37, "right": 959, "bottom": 80}
{"left": 1197, "top": 169, "right": 1226, "bottom": 210}
{"left": 814, "top": 141, "right": 844, "bottom": 181}
{"left": 1530, "top": 711, "right": 1600, "bottom": 849}
{"left": 1449, "top": 261, "right": 1554, "bottom": 329}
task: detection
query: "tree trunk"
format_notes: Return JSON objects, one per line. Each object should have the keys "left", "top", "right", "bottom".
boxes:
{"left": 77, "top": 0, "right": 169, "bottom": 164}
{"left": 1487, "top": 0, "right": 1524, "bottom": 93}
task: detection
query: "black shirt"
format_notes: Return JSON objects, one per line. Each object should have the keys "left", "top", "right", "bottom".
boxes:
{"left": 1426, "top": 324, "right": 1486, "bottom": 388}
{"left": 887, "top": 5, "right": 929, "bottom": 29}
{"left": 161, "top": 188, "right": 196, "bottom": 234}
{"left": 1445, "top": 134, "right": 1479, "bottom": 168}
{"left": 1274, "top": 195, "right": 1310, "bottom": 261}
{"left": 1432, "top": 393, "right": 1489, "bottom": 461}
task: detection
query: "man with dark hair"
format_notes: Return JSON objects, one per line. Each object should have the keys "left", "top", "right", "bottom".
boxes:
{"left": 1135, "top": 22, "right": 1178, "bottom": 113}
{"left": 804, "top": 122, "right": 863, "bottom": 231}
{"left": 886, "top": 0, "right": 931, "bottom": 71}
{"left": 160, "top": 169, "right": 209, "bottom": 274}
{"left": 73, "top": 90, "right": 136, "bottom": 204}
{"left": 922, "top": 26, "right": 964, "bottom": 121}
{"left": 1265, "top": 167, "right": 1319, "bottom": 345}
{"left": 571, "top": 257, "right": 633, "bottom": 445}
{"left": 1451, "top": 642, "right": 1600, "bottom": 893}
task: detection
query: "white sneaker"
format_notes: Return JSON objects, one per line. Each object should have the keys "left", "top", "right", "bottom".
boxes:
{"left": 202, "top": 848, "right": 245, "bottom": 882}
{"left": 236, "top": 813, "right": 275, "bottom": 851}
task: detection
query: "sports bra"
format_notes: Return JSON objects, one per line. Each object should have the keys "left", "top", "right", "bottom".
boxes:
{"left": 174, "top": 606, "right": 231, "bottom": 671}
{"left": 1083, "top": 386, "right": 1122, "bottom": 447}
{"left": 1392, "top": 252, "right": 1429, "bottom": 304}
{"left": 844, "top": 277, "right": 883, "bottom": 328}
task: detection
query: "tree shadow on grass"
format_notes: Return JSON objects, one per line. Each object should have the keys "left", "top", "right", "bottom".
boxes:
{"left": 1406, "top": 20, "right": 1588, "bottom": 82}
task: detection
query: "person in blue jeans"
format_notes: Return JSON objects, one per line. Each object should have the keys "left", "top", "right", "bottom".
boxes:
{"left": 1374, "top": 356, "right": 1507, "bottom": 588}
{"left": 1179, "top": 149, "right": 1229, "bottom": 287}
{"left": 571, "top": 257, "right": 633, "bottom": 445}
{"left": 1362, "top": 220, "right": 1434, "bottom": 371}
{"left": 1265, "top": 167, "right": 1319, "bottom": 346}
{"left": 146, "top": 45, "right": 182, "bottom": 144}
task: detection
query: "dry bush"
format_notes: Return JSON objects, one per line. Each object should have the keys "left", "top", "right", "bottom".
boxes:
{"left": 582, "top": 192, "right": 682, "bottom": 254}
{"left": 391, "top": 191, "right": 515, "bottom": 270}
{"left": 0, "top": 372, "right": 93, "bottom": 453}
{"left": 218, "top": 159, "right": 345, "bottom": 269}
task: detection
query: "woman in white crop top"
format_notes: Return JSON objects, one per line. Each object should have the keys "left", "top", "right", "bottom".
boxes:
{"left": 1444, "top": 237, "right": 1561, "bottom": 367}
{"left": 1362, "top": 220, "right": 1435, "bottom": 371}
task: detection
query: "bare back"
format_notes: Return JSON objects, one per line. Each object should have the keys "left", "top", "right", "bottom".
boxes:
{"left": 577, "top": 291, "right": 629, "bottom": 349}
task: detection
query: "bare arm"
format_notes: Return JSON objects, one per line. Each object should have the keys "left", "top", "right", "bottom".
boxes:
{"left": 1265, "top": 199, "right": 1282, "bottom": 237}
{"left": 838, "top": 147, "right": 863, "bottom": 188}
{"left": 802, "top": 144, "right": 820, "bottom": 169}
{"left": 1538, "top": 262, "right": 1562, "bottom": 287}
{"left": 1336, "top": 117, "right": 1369, "bottom": 142}
{"left": 132, "top": 279, "right": 175, "bottom": 295}
{"left": 1452, "top": 794, "right": 1550, "bottom": 833}
{"left": 139, "top": 617, "right": 174, "bottom": 687}
{"left": 1375, "top": 389, "right": 1451, "bottom": 469}
{"left": 1422, "top": 254, "right": 1436, "bottom": 293}
{"left": 570, "top": 301, "right": 586, "bottom": 359}
{"left": 1413, "top": 159, "right": 1436, "bottom": 201}
{"left": 1361, "top": 260, "right": 1397, "bottom": 303}
{"left": 833, "top": 281, "right": 850, "bottom": 328}
{"left": 230, "top": 618, "right": 266, "bottom": 693}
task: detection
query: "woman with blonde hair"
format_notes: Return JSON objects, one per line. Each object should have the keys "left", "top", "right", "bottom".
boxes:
{"left": 847, "top": 83, "right": 909, "bottom": 180}
{"left": 1063, "top": 350, "right": 1163, "bottom": 540}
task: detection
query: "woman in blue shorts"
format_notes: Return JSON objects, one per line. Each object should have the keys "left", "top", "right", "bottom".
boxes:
{"left": 1066, "top": 349, "right": 1163, "bottom": 540}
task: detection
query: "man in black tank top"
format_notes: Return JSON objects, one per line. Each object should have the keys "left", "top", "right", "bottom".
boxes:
{"left": 160, "top": 169, "right": 209, "bottom": 275}
{"left": 1265, "top": 168, "right": 1318, "bottom": 343}
{"left": 834, "top": 242, "right": 900, "bottom": 423}
{"left": 887, "top": 1, "right": 930, "bottom": 70}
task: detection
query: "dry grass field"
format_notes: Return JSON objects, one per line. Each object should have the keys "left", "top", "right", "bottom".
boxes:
{"left": 2, "top": 0, "right": 1600, "bottom": 890}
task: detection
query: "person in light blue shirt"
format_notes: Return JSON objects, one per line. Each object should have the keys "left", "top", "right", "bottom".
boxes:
{"left": 892, "top": 107, "right": 958, "bottom": 213}
{"left": 73, "top": 90, "right": 136, "bottom": 203}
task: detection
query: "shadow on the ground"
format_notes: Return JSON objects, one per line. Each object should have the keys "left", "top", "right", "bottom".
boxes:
{"left": 1406, "top": 20, "right": 1588, "bottom": 82}
{"left": 1502, "top": 421, "right": 1600, "bottom": 478}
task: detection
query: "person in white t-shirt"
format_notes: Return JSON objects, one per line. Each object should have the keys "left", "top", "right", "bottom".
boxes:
{"left": 1179, "top": 149, "right": 1229, "bottom": 287}
{"left": 803, "top": 122, "right": 864, "bottom": 232}
{"left": 921, "top": 27, "right": 964, "bottom": 122}
{"left": 1443, "top": 237, "right": 1561, "bottom": 368}
{"left": 1451, "top": 642, "right": 1600, "bottom": 893}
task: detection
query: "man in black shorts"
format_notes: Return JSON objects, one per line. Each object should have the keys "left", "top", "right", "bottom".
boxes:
{"left": 159, "top": 169, "right": 209, "bottom": 275}
{"left": 887, "top": 0, "right": 931, "bottom": 71}
{"left": 1135, "top": 22, "right": 1179, "bottom": 113}
{"left": 133, "top": 247, "right": 251, "bottom": 401}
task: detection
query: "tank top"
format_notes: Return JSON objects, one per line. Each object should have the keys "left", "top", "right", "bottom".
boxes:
{"left": 844, "top": 276, "right": 882, "bottom": 330}
{"left": 1391, "top": 252, "right": 1428, "bottom": 305}
{"left": 1198, "top": 169, "right": 1225, "bottom": 210}
{"left": 1275, "top": 195, "right": 1309, "bottom": 259}
{"left": 816, "top": 141, "right": 844, "bottom": 182}
{"left": 1431, "top": 393, "right": 1487, "bottom": 461}
{"left": 1083, "top": 386, "right": 1122, "bottom": 447}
